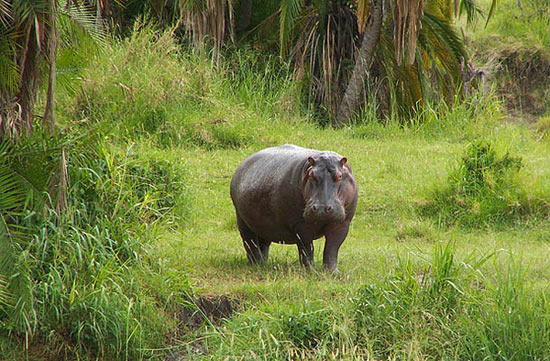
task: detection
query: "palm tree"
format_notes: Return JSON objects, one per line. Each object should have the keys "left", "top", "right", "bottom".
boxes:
{"left": 0, "top": 0, "right": 111, "bottom": 137}
{"left": 279, "top": 0, "right": 358, "bottom": 117}
{"left": 277, "top": 0, "right": 497, "bottom": 125}
{"left": 335, "top": 0, "right": 497, "bottom": 125}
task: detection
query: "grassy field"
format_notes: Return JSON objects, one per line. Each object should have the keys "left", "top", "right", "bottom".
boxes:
{"left": 2, "top": 2, "right": 550, "bottom": 358}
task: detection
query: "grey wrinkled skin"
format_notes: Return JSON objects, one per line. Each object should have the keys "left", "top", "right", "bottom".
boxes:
{"left": 230, "top": 144, "right": 358, "bottom": 271}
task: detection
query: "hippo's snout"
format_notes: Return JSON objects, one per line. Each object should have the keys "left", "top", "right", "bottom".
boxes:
{"left": 304, "top": 200, "right": 345, "bottom": 223}
{"left": 311, "top": 204, "right": 333, "bottom": 213}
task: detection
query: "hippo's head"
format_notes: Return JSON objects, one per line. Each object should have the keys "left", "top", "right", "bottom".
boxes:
{"left": 302, "top": 152, "right": 350, "bottom": 223}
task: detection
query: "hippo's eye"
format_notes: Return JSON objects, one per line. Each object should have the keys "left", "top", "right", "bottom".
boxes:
{"left": 334, "top": 171, "right": 342, "bottom": 181}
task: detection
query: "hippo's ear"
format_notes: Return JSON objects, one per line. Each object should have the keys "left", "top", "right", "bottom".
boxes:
{"left": 340, "top": 157, "right": 347, "bottom": 166}
{"left": 308, "top": 156, "right": 315, "bottom": 166}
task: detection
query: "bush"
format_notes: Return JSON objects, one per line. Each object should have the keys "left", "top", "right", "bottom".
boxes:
{"left": 421, "top": 139, "right": 546, "bottom": 227}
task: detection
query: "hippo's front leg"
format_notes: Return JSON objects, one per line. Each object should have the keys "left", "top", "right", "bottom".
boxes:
{"left": 322, "top": 221, "right": 350, "bottom": 271}
{"left": 295, "top": 226, "right": 315, "bottom": 267}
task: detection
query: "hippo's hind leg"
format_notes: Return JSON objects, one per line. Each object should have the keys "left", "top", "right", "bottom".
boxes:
{"left": 244, "top": 236, "right": 271, "bottom": 264}
{"left": 237, "top": 215, "right": 270, "bottom": 264}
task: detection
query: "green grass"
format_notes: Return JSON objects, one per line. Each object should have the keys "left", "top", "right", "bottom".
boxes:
{"left": 4, "top": 19, "right": 550, "bottom": 360}
{"left": 472, "top": 0, "right": 550, "bottom": 51}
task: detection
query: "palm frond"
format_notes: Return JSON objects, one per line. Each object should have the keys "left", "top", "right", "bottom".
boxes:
{"left": 422, "top": 12, "right": 466, "bottom": 67}
{"left": 279, "top": 0, "right": 304, "bottom": 56}
{"left": 394, "top": 0, "right": 426, "bottom": 65}
{"left": 0, "top": 27, "right": 20, "bottom": 96}
{"left": 0, "top": 141, "right": 27, "bottom": 213}
{"left": 356, "top": 0, "right": 369, "bottom": 33}
{"left": 0, "top": 274, "right": 10, "bottom": 313}
{"left": 11, "top": 0, "right": 48, "bottom": 28}
{"left": 418, "top": 12, "right": 466, "bottom": 102}
{"left": 0, "top": 0, "right": 12, "bottom": 27}
{"left": 459, "top": 0, "right": 483, "bottom": 24}
{"left": 59, "top": 3, "right": 108, "bottom": 44}
{"left": 0, "top": 213, "right": 36, "bottom": 336}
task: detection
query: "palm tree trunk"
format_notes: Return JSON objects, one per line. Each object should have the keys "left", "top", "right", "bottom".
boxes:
{"left": 17, "top": 26, "right": 41, "bottom": 134}
{"left": 43, "top": 0, "right": 57, "bottom": 136}
{"left": 334, "top": 0, "right": 383, "bottom": 126}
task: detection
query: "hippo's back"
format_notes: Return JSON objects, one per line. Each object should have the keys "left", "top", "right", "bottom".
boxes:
{"left": 231, "top": 144, "right": 310, "bottom": 199}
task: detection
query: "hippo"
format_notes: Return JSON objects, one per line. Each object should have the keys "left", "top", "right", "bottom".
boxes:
{"left": 230, "top": 144, "right": 358, "bottom": 271}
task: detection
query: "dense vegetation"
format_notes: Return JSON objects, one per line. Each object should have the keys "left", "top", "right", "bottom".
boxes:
{"left": 1, "top": 0, "right": 550, "bottom": 360}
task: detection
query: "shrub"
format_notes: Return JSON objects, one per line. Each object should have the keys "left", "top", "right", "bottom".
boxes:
{"left": 420, "top": 139, "right": 545, "bottom": 227}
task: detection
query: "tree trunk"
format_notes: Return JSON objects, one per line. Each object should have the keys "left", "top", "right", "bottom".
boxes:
{"left": 16, "top": 26, "right": 42, "bottom": 134}
{"left": 334, "top": 0, "right": 383, "bottom": 126}
{"left": 43, "top": 0, "right": 57, "bottom": 136}
{"left": 236, "top": 0, "right": 252, "bottom": 33}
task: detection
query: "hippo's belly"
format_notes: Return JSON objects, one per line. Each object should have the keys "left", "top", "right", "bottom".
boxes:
{"left": 242, "top": 214, "right": 326, "bottom": 244}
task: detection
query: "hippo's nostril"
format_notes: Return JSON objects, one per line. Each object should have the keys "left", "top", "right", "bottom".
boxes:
{"left": 312, "top": 204, "right": 318, "bottom": 212}
{"left": 326, "top": 205, "right": 333, "bottom": 212}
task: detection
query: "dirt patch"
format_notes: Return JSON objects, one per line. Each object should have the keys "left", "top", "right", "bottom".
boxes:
{"left": 496, "top": 46, "right": 550, "bottom": 119}
{"left": 163, "top": 295, "right": 241, "bottom": 360}
{"left": 178, "top": 295, "right": 241, "bottom": 328}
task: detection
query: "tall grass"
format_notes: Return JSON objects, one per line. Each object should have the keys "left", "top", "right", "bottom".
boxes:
{"left": 478, "top": 0, "right": 550, "bottom": 51}
{"left": 67, "top": 22, "right": 300, "bottom": 151}
{"left": 1, "top": 70, "right": 192, "bottom": 360}
{"left": 191, "top": 243, "right": 550, "bottom": 360}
